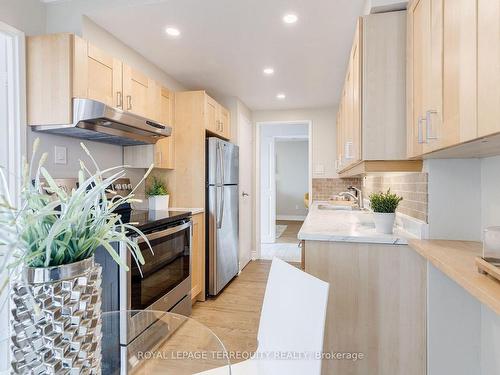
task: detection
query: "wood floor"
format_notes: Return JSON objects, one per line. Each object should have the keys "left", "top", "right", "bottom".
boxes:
{"left": 191, "top": 260, "right": 272, "bottom": 361}
{"left": 276, "top": 220, "right": 303, "bottom": 243}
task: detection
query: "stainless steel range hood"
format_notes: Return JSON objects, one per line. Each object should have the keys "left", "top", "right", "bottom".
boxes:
{"left": 32, "top": 98, "right": 172, "bottom": 146}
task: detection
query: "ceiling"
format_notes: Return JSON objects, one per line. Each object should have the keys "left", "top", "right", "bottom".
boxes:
{"left": 86, "top": 0, "right": 365, "bottom": 110}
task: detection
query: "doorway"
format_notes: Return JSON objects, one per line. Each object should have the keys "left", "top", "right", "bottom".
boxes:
{"left": 255, "top": 121, "right": 311, "bottom": 262}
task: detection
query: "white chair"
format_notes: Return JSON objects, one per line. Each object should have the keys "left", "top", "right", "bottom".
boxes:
{"left": 198, "top": 258, "right": 330, "bottom": 375}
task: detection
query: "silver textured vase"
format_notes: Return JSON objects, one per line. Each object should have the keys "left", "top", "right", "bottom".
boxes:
{"left": 10, "top": 256, "right": 102, "bottom": 374}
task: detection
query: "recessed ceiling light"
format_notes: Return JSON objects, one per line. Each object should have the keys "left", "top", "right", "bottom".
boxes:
{"left": 276, "top": 93, "right": 286, "bottom": 100}
{"left": 263, "top": 67, "right": 275, "bottom": 75}
{"left": 283, "top": 13, "right": 298, "bottom": 24}
{"left": 165, "top": 27, "right": 181, "bottom": 37}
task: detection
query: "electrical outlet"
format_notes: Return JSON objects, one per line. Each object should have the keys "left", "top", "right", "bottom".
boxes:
{"left": 54, "top": 146, "right": 67, "bottom": 165}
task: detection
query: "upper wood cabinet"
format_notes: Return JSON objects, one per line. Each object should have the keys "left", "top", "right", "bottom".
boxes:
{"left": 219, "top": 106, "right": 231, "bottom": 139}
{"left": 73, "top": 36, "right": 123, "bottom": 109}
{"left": 477, "top": 0, "right": 500, "bottom": 138}
{"left": 336, "top": 12, "right": 413, "bottom": 176}
{"left": 27, "top": 33, "right": 169, "bottom": 128}
{"left": 204, "top": 94, "right": 231, "bottom": 140}
{"left": 154, "top": 87, "right": 175, "bottom": 169}
{"left": 407, "top": 0, "right": 500, "bottom": 157}
{"left": 124, "top": 84, "right": 175, "bottom": 169}
{"left": 122, "top": 63, "right": 157, "bottom": 120}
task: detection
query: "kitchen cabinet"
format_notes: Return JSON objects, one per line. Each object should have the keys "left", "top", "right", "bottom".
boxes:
{"left": 122, "top": 63, "right": 156, "bottom": 120}
{"left": 305, "top": 241, "right": 426, "bottom": 375}
{"left": 336, "top": 12, "right": 415, "bottom": 177}
{"left": 477, "top": 0, "right": 500, "bottom": 137}
{"left": 219, "top": 106, "right": 231, "bottom": 139}
{"left": 123, "top": 84, "right": 175, "bottom": 169}
{"left": 170, "top": 91, "right": 207, "bottom": 209}
{"left": 73, "top": 36, "right": 123, "bottom": 109}
{"left": 407, "top": 0, "right": 500, "bottom": 157}
{"left": 191, "top": 212, "right": 205, "bottom": 303}
{"left": 204, "top": 94, "right": 231, "bottom": 140}
{"left": 154, "top": 87, "right": 175, "bottom": 169}
{"left": 27, "top": 33, "right": 170, "bottom": 129}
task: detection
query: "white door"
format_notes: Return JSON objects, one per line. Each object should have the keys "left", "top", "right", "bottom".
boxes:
{"left": 238, "top": 114, "right": 253, "bottom": 270}
{"left": 0, "top": 22, "right": 25, "bottom": 372}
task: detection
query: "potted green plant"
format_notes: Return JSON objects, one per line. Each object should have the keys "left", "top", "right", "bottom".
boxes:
{"left": 0, "top": 139, "right": 152, "bottom": 374}
{"left": 147, "top": 177, "right": 169, "bottom": 211}
{"left": 369, "top": 189, "right": 403, "bottom": 234}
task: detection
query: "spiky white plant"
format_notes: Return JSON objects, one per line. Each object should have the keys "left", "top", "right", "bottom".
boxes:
{"left": 0, "top": 139, "right": 153, "bottom": 296}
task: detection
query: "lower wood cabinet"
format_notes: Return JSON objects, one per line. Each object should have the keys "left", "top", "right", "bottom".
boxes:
{"left": 305, "top": 241, "right": 426, "bottom": 375}
{"left": 191, "top": 212, "right": 205, "bottom": 303}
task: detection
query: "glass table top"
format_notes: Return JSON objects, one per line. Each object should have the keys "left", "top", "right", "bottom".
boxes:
{"left": 101, "top": 310, "right": 231, "bottom": 375}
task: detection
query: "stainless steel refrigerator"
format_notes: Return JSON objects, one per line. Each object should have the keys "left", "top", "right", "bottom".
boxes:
{"left": 206, "top": 137, "right": 239, "bottom": 296}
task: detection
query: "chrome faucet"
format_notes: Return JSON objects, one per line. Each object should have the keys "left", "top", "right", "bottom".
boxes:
{"left": 339, "top": 186, "right": 364, "bottom": 209}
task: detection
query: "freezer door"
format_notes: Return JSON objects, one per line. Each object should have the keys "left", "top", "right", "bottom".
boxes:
{"left": 208, "top": 185, "right": 239, "bottom": 295}
{"left": 207, "top": 137, "right": 239, "bottom": 185}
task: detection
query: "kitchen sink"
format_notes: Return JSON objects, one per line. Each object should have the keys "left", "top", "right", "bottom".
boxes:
{"left": 317, "top": 203, "right": 360, "bottom": 211}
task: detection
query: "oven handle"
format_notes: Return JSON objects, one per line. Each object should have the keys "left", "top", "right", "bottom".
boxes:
{"left": 136, "top": 221, "right": 192, "bottom": 244}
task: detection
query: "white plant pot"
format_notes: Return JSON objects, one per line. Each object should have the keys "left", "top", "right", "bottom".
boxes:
{"left": 148, "top": 195, "right": 169, "bottom": 211}
{"left": 373, "top": 212, "right": 396, "bottom": 234}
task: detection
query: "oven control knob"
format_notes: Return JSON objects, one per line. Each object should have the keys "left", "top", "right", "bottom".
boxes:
{"left": 128, "top": 184, "right": 133, "bottom": 190}
{"left": 115, "top": 184, "right": 122, "bottom": 190}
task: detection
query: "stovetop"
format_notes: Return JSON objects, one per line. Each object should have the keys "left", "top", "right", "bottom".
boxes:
{"left": 117, "top": 209, "right": 191, "bottom": 233}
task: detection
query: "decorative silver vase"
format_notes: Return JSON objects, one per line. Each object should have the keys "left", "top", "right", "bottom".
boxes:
{"left": 10, "top": 256, "right": 102, "bottom": 374}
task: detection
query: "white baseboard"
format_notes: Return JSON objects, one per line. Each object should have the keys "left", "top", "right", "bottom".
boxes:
{"left": 276, "top": 214, "right": 307, "bottom": 221}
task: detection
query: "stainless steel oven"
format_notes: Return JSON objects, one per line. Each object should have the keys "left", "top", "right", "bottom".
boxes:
{"left": 119, "top": 217, "right": 192, "bottom": 345}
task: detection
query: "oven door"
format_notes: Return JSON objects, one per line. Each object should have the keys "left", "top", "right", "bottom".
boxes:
{"left": 119, "top": 220, "right": 192, "bottom": 344}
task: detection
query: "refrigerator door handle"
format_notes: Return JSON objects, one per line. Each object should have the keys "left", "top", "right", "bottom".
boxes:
{"left": 221, "top": 143, "right": 226, "bottom": 185}
{"left": 217, "top": 186, "right": 224, "bottom": 229}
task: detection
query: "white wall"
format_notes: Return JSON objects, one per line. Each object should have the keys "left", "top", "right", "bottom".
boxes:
{"left": 425, "top": 159, "right": 482, "bottom": 241}
{"left": 480, "top": 156, "right": 500, "bottom": 231}
{"left": 253, "top": 107, "right": 337, "bottom": 178}
{"left": 0, "top": 0, "right": 46, "bottom": 36}
{"left": 259, "top": 123, "right": 309, "bottom": 243}
{"left": 276, "top": 140, "right": 309, "bottom": 219}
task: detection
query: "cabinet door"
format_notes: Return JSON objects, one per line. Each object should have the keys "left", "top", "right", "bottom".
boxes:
{"left": 477, "top": 0, "right": 500, "bottom": 137}
{"left": 191, "top": 213, "right": 205, "bottom": 302}
{"left": 351, "top": 20, "right": 362, "bottom": 163}
{"left": 219, "top": 106, "right": 231, "bottom": 139}
{"left": 439, "top": 0, "right": 477, "bottom": 149}
{"left": 343, "top": 67, "right": 354, "bottom": 167}
{"left": 205, "top": 95, "right": 218, "bottom": 133}
{"left": 73, "top": 37, "right": 122, "bottom": 108}
{"left": 122, "top": 64, "right": 154, "bottom": 119}
{"left": 407, "top": 0, "right": 430, "bottom": 157}
{"left": 154, "top": 87, "right": 175, "bottom": 169}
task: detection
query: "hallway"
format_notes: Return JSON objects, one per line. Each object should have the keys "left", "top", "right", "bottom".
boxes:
{"left": 275, "top": 220, "right": 303, "bottom": 244}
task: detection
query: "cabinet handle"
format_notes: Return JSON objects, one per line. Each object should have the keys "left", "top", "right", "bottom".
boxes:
{"left": 116, "top": 92, "right": 123, "bottom": 108}
{"left": 126, "top": 95, "right": 132, "bottom": 110}
{"left": 426, "top": 110, "right": 438, "bottom": 140}
{"left": 418, "top": 116, "right": 426, "bottom": 144}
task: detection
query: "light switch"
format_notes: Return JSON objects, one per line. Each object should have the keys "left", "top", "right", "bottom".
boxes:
{"left": 54, "top": 146, "right": 67, "bottom": 165}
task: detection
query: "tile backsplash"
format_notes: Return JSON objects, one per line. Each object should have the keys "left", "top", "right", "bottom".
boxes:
{"left": 312, "top": 178, "right": 362, "bottom": 201}
{"left": 363, "top": 173, "right": 428, "bottom": 222}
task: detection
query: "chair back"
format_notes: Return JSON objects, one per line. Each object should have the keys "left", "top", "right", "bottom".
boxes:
{"left": 256, "top": 258, "right": 329, "bottom": 375}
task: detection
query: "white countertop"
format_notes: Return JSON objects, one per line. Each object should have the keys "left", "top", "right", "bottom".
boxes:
{"left": 298, "top": 202, "right": 419, "bottom": 245}
{"left": 169, "top": 207, "right": 204, "bottom": 215}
